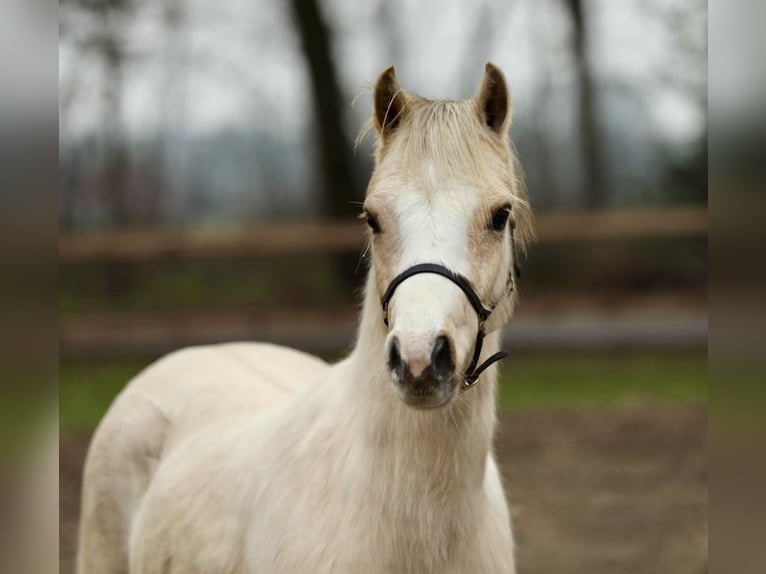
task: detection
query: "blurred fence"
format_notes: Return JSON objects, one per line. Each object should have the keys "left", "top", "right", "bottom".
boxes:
{"left": 60, "top": 207, "right": 707, "bottom": 358}
{"left": 60, "top": 207, "right": 707, "bottom": 262}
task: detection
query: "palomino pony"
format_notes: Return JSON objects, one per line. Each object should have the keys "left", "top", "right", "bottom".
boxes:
{"left": 77, "top": 63, "right": 534, "bottom": 574}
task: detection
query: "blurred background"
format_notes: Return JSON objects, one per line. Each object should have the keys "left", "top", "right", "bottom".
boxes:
{"left": 59, "top": 0, "right": 707, "bottom": 573}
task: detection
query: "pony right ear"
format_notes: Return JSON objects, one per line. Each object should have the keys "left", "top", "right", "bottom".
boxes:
{"left": 373, "top": 66, "right": 408, "bottom": 138}
{"left": 475, "top": 62, "right": 511, "bottom": 135}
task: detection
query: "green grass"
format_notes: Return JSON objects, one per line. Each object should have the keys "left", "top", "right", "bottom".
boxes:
{"left": 0, "top": 391, "right": 57, "bottom": 458}
{"left": 496, "top": 350, "right": 707, "bottom": 409}
{"left": 59, "top": 360, "right": 149, "bottom": 430}
{"left": 59, "top": 350, "right": 707, "bottom": 431}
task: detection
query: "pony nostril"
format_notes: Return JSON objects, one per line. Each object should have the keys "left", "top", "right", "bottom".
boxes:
{"left": 430, "top": 335, "right": 454, "bottom": 381}
{"left": 387, "top": 336, "right": 404, "bottom": 382}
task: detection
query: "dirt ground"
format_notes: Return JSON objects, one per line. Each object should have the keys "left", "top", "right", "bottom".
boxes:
{"left": 60, "top": 404, "right": 707, "bottom": 574}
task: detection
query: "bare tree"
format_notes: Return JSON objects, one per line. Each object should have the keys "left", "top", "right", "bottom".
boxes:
{"left": 562, "top": 0, "right": 606, "bottom": 208}
{"left": 61, "top": 0, "right": 137, "bottom": 296}
{"left": 65, "top": 0, "right": 136, "bottom": 224}
{"left": 288, "top": 0, "right": 359, "bottom": 220}
{"left": 647, "top": 0, "right": 707, "bottom": 203}
{"left": 288, "top": 0, "right": 362, "bottom": 285}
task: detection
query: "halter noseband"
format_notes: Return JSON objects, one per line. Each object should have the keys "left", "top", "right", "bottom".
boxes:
{"left": 380, "top": 263, "right": 511, "bottom": 392}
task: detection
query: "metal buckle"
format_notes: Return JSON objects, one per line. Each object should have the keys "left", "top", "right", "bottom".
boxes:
{"left": 506, "top": 270, "right": 515, "bottom": 295}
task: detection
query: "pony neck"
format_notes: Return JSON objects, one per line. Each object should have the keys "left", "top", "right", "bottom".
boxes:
{"left": 345, "top": 268, "right": 499, "bottom": 489}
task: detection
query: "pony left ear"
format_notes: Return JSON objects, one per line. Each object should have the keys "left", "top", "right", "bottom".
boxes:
{"left": 475, "top": 62, "right": 511, "bottom": 135}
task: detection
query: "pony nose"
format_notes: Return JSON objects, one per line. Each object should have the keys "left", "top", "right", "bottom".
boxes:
{"left": 387, "top": 334, "right": 455, "bottom": 384}
{"left": 430, "top": 335, "right": 455, "bottom": 381}
{"left": 387, "top": 336, "right": 405, "bottom": 382}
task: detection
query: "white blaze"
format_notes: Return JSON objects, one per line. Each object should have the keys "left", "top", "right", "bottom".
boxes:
{"left": 394, "top": 183, "right": 476, "bottom": 273}
{"left": 386, "top": 180, "right": 479, "bottom": 375}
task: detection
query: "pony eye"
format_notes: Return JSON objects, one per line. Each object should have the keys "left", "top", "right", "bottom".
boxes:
{"left": 366, "top": 213, "right": 381, "bottom": 234}
{"left": 491, "top": 207, "right": 511, "bottom": 231}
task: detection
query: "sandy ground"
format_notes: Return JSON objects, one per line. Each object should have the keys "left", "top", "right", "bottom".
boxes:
{"left": 60, "top": 404, "right": 707, "bottom": 574}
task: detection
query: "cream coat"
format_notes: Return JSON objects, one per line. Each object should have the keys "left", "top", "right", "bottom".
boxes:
{"left": 77, "top": 63, "right": 531, "bottom": 574}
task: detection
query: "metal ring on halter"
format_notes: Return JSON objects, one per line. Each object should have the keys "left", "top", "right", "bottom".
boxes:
{"left": 379, "top": 263, "right": 509, "bottom": 391}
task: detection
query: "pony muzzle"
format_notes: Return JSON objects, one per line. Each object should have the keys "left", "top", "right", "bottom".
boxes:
{"left": 380, "top": 263, "right": 509, "bottom": 397}
{"left": 386, "top": 333, "right": 458, "bottom": 408}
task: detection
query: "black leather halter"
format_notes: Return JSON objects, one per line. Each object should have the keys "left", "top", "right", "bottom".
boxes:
{"left": 380, "top": 263, "right": 510, "bottom": 391}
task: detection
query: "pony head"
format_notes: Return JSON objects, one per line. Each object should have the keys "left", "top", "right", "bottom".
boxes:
{"left": 363, "top": 63, "right": 534, "bottom": 409}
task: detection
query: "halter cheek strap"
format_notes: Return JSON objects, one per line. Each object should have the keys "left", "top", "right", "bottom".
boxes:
{"left": 380, "top": 263, "right": 509, "bottom": 392}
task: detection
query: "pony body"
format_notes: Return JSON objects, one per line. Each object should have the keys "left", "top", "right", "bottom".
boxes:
{"left": 78, "top": 63, "right": 533, "bottom": 574}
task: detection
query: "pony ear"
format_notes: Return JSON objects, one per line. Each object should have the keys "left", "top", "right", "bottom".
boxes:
{"left": 475, "top": 62, "right": 511, "bottom": 135}
{"left": 373, "top": 66, "right": 408, "bottom": 138}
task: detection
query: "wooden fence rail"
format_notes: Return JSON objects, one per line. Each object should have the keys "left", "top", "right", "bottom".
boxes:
{"left": 59, "top": 207, "right": 707, "bottom": 263}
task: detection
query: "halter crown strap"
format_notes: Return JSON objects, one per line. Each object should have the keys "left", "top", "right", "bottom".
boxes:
{"left": 380, "top": 262, "right": 508, "bottom": 391}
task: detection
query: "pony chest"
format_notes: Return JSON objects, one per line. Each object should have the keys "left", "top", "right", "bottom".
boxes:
{"left": 246, "top": 474, "right": 476, "bottom": 573}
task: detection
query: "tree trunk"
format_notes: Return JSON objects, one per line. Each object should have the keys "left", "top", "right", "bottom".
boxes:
{"left": 289, "top": 0, "right": 363, "bottom": 287}
{"left": 289, "top": 0, "right": 359, "bottom": 219}
{"left": 99, "top": 16, "right": 133, "bottom": 297}
{"left": 564, "top": 0, "right": 606, "bottom": 208}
